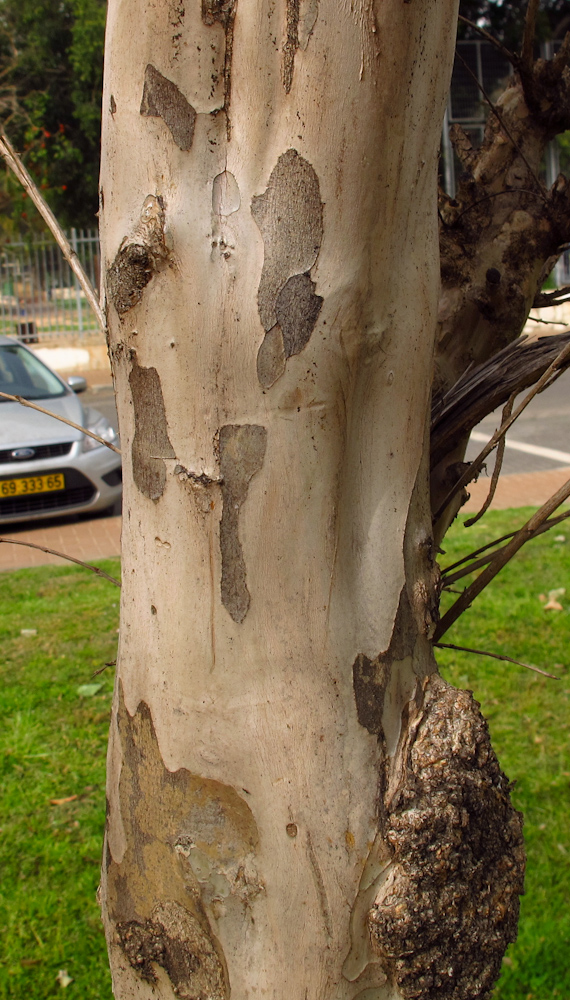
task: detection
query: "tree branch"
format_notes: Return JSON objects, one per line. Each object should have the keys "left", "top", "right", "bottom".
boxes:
{"left": 0, "top": 134, "right": 106, "bottom": 335}
{"left": 463, "top": 394, "right": 514, "bottom": 527}
{"left": 431, "top": 332, "right": 570, "bottom": 470}
{"left": 434, "top": 476, "right": 570, "bottom": 641}
{"left": 457, "top": 15, "right": 518, "bottom": 68}
{"left": 441, "top": 509, "right": 570, "bottom": 580}
{"left": 521, "top": 0, "right": 540, "bottom": 70}
{"left": 0, "top": 390, "right": 121, "bottom": 454}
{"left": 0, "top": 536, "right": 121, "bottom": 586}
{"left": 432, "top": 335, "right": 570, "bottom": 523}
{"left": 434, "top": 642, "right": 559, "bottom": 679}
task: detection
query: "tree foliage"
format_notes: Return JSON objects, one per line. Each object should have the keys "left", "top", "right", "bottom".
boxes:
{"left": 0, "top": 0, "right": 106, "bottom": 234}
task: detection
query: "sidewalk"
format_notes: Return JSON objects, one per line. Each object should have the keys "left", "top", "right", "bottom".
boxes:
{"left": 0, "top": 468, "right": 568, "bottom": 573}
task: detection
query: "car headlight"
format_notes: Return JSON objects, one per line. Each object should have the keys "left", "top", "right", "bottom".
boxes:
{"left": 82, "top": 413, "right": 119, "bottom": 452}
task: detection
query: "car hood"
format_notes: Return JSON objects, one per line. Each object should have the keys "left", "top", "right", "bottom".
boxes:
{"left": 0, "top": 394, "right": 85, "bottom": 449}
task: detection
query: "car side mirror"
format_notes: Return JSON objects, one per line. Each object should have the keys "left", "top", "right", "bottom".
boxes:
{"left": 67, "top": 375, "right": 88, "bottom": 393}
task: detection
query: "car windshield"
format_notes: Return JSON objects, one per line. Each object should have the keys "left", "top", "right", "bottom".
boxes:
{"left": 0, "top": 344, "right": 66, "bottom": 402}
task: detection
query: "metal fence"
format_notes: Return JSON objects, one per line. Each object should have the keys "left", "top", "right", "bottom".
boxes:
{"left": 0, "top": 228, "right": 102, "bottom": 344}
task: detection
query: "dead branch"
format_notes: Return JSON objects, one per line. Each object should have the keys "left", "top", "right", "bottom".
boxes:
{"left": 432, "top": 334, "right": 570, "bottom": 524}
{"left": 457, "top": 15, "right": 518, "bottom": 68}
{"left": 463, "top": 394, "right": 514, "bottom": 527}
{"left": 431, "top": 332, "right": 570, "bottom": 469}
{"left": 441, "top": 509, "right": 570, "bottom": 582}
{"left": 434, "top": 641, "right": 559, "bottom": 679}
{"left": 0, "top": 134, "right": 106, "bottom": 335}
{"left": 0, "top": 390, "right": 121, "bottom": 455}
{"left": 434, "top": 476, "right": 570, "bottom": 641}
{"left": 0, "top": 537, "right": 121, "bottom": 586}
{"left": 533, "top": 285, "right": 570, "bottom": 308}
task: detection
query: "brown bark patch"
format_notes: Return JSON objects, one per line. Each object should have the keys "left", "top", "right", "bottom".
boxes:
{"left": 252, "top": 149, "right": 323, "bottom": 387}
{"left": 140, "top": 64, "right": 197, "bottom": 150}
{"left": 202, "top": 0, "right": 236, "bottom": 134}
{"left": 107, "top": 195, "right": 169, "bottom": 317}
{"left": 219, "top": 424, "right": 267, "bottom": 622}
{"left": 282, "top": 0, "right": 299, "bottom": 93}
{"left": 370, "top": 674, "right": 525, "bottom": 1000}
{"left": 129, "top": 360, "right": 175, "bottom": 500}
{"left": 117, "top": 901, "right": 225, "bottom": 999}
{"left": 107, "top": 694, "right": 261, "bottom": 996}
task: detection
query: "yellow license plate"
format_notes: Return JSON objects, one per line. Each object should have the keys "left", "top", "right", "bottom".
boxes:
{"left": 0, "top": 473, "right": 65, "bottom": 497}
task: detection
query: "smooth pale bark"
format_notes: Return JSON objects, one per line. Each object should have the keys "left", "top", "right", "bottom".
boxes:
{"left": 99, "top": 2, "right": 523, "bottom": 998}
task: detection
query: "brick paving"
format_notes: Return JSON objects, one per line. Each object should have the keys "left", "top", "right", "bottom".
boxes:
{"left": 0, "top": 468, "right": 567, "bottom": 573}
{"left": 463, "top": 466, "right": 570, "bottom": 512}
{"left": 0, "top": 514, "right": 121, "bottom": 572}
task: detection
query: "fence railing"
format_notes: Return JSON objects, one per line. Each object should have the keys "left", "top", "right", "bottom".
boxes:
{"left": 0, "top": 228, "right": 102, "bottom": 344}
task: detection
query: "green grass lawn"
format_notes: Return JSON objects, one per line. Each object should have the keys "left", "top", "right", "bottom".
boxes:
{"left": 0, "top": 509, "right": 568, "bottom": 998}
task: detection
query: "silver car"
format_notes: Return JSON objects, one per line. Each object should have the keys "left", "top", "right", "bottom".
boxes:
{"left": 0, "top": 335, "right": 122, "bottom": 524}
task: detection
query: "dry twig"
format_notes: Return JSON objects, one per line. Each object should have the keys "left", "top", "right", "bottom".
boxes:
{"left": 435, "top": 641, "right": 559, "bottom": 679}
{"left": 0, "top": 390, "right": 121, "bottom": 455}
{"left": 434, "top": 476, "right": 570, "bottom": 641}
{"left": 433, "top": 335, "right": 570, "bottom": 524}
{"left": 0, "top": 536, "right": 121, "bottom": 586}
{"left": 464, "top": 394, "right": 515, "bottom": 527}
{"left": 0, "top": 134, "right": 106, "bottom": 334}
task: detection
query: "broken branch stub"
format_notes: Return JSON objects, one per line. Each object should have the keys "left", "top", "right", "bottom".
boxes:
{"left": 107, "top": 195, "right": 169, "bottom": 317}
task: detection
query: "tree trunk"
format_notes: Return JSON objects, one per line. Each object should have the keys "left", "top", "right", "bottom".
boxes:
{"left": 99, "top": 1, "right": 524, "bottom": 997}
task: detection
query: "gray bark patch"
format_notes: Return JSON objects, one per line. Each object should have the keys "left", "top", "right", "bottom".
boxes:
{"left": 129, "top": 361, "right": 175, "bottom": 500}
{"left": 369, "top": 674, "right": 525, "bottom": 999}
{"left": 251, "top": 149, "right": 323, "bottom": 387}
{"left": 219, "top": 424, "right": 267, "bottom": 623}
{"left": 140, "top": 64, "right": 197, "bottom": 150}
{"left": 256, "top": 324, "right": 286, "bottom": 389}
{"left": 275, "top": 272, "right": 323, "bottom": 357}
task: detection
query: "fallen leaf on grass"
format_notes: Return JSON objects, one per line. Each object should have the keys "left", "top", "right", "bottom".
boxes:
{"left": 20, "top": 628, "right": 37, "bottom": 637}
{"left": 50, "top": 795, "right": 78, "bottom": 806}
{"left": 56, "top": 970, "right": 73, "bottom": 988}
{"left": 543, "top": 587, "right": 565, "bottom": 612}
{"left": 77, "top": 682, "right": 103, "bottom": 697}
{"left": 20, "top": 959, "right": 40, "bottom": 967}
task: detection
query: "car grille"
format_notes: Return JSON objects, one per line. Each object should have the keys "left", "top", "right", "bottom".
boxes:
{"left": 0, "top": 442, "right": 74, "bottom": 464}
{"left": 0, "top": 468, "right": 96, "bottom": 518}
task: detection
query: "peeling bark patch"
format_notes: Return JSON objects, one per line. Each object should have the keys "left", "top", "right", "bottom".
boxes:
{"left": 107, "top": 694, "right": 261, "bottom": 997}
{"left": 219, "top": 424, "right": 267, "bottom": 622}
{"left": 129, "top": 360, "right": 175, "bottom": 500}
{"left": 352, "top": 654, "right": 390, "bottom": 737}
{"left": 369, "top": 674, "right": 525, "bottom": 999}
{"left": 212, "top": 170, "right": 240, "bottom": 216}
{"left": 251, "top": 149, "right": 323, "bottom": 387}
{"left": 140, "top": 64, "right": 196, "bottom": 150}
{"left": 298, "top": 0, "right": 318, "bottom": 48}
{"left": 282, "top": 0, "right": 299, "bottom": 93}
{"left": 202, "top": 0, "right": 236, "bottom": 134}
{"left": 276, "top": 273, "right": 323, "bottom": 357}
{"left": 117, "top": 901, "right": 226, "bottom": 999}
{"left": 353, "top": 590, "right": 416, "bottom": 737}
{"left": 107, "top": 195, "right": 169, "bottom": 317}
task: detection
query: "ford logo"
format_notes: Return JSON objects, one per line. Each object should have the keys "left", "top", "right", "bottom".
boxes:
{"left": 11, "top": 448, "right": 36, "bottom": 460}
